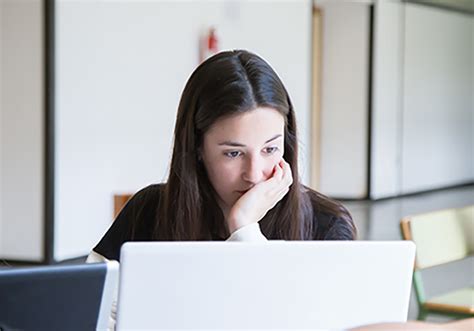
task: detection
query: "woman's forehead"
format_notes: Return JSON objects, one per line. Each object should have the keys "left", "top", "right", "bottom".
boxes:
{"left": 204, "top": 107, "right": 285, "bottom": 145}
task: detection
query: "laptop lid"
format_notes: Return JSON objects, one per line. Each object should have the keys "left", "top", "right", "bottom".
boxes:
{"left": 0, "top": 261, "right": 118, "bottom": 331}
{"left": 116, "top": 241, "right": 415, "bottom": 330}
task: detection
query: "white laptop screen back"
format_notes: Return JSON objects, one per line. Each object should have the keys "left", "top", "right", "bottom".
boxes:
{"left": 117, "top": 241, "right": 415, "bottom": 330}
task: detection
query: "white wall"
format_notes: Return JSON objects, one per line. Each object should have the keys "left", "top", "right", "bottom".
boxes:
{"left": 317, "top": 2, "right": 371, "bottom": 198}
{"left": 370, "top": 0, "right": 404, "bottom": 199}
{"left": 55, "top": 0, "right": 312, "bottom": 260}
{"left": 401, "top": 4, "right": 474, "bottom": 193}
{"left": 0, "top": 0, "right": 44, "bottom": 261}
{"left": 370, "top": 1, "right": 473, "bottom": 199}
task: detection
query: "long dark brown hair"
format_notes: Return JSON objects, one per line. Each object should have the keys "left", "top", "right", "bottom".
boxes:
{"left": 153, "top": 50, "right": 356, "bottom": 240}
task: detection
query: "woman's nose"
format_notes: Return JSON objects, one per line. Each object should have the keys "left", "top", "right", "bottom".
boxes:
{"left": 242, "top": 156, "right": 267, "bottom": 184}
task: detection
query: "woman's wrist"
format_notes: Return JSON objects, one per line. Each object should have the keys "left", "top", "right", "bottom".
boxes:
{"left": 227, "top": 223, "right": 268, "bottom": 242}
{"left": 227, "top": 209, "right": 255, "bottom": 234}
{"left": 227, "top": 216, "right": 242, "bottom": 234}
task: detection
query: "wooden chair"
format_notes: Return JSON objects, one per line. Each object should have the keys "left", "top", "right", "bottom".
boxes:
{"left": 113, "top": 194, "right": 133, "bottom": 219}
{"left": 400, "top": 205, "right": 474, "bottom": 320}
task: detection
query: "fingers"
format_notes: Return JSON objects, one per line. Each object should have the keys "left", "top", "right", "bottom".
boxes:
{"left": 267, "top": 185, "right": 290, "bottom": 210}
{"left": 274, "top": 160, "right": 293, "bottom": 201}
{"left": 227, "top": 159, "right": 294, "bottom": 226}
{"left": 269, "top": 159, "right": 292, "bottom": 188}
{"left": 272, "top": 160, "right": 283, "bottom": 180}
{"left": 263, "top": 159, "right": 293, "bottom": 203}
{"left": 279, "top": 159, "right": 293, "bottom": 187}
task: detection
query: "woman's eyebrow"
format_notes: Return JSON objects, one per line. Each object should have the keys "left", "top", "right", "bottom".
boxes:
{"left": 218, "top": 134, "right": 282, "bottom": 147}
{"left": 218, "top": 141, "right": 246, "bottom": 147}
{"left": 264, "top": 134, "right": 282, "bottom": 144}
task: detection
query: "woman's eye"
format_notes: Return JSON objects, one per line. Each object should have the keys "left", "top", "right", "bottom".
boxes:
{"left": 264, "top": 147, "right": 278, "bottom": 154}
{"left": 224, "top": 151, "right": 242, "bottom": 158}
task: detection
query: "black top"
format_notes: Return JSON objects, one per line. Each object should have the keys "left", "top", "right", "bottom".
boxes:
{"left": 94, "top": 184, "right": 354, "bottom": 261}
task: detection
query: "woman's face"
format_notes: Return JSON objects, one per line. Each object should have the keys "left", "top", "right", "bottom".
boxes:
{"left": 201, "top": 107, "right": 285, "bottom": 214}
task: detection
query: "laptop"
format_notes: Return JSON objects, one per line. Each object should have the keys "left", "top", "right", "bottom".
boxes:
{"left": 116, "top": 241, "right": 415, "bottom": 330}
{"left": 0, "top": 261, "right": 119, "bottom": 331}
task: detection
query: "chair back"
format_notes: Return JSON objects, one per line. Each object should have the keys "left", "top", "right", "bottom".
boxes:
{"left": 114, "top": 194, "right": 133, "bottom": 218}
{"left": 401, "top": 205, "right": 473, "bottom": 270}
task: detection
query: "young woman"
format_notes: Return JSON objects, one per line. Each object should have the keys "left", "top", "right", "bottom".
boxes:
{"left": 88, "top": 49, "right": 356, "bottom": 263}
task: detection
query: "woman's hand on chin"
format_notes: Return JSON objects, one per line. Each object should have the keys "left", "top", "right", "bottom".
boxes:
{"left": 226, "top": 159, "right": 293, "bottom": 233}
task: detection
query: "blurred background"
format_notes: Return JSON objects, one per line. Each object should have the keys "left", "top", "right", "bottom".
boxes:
{"left": 1, "top": 0, "right": 473, "bottom": 321}
{"left": 0, "top": 0, "right": 472, "bottom": 266}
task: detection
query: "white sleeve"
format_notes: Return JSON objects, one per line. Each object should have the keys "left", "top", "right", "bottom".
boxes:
{"left": 226, "top": 222, "right": 268, "bottom": 242}
{"left": 86, "top": 250, "right": 109, "bottom": 263}
{"left": 86, "top": 251, "right": 117, "bottom": 331}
